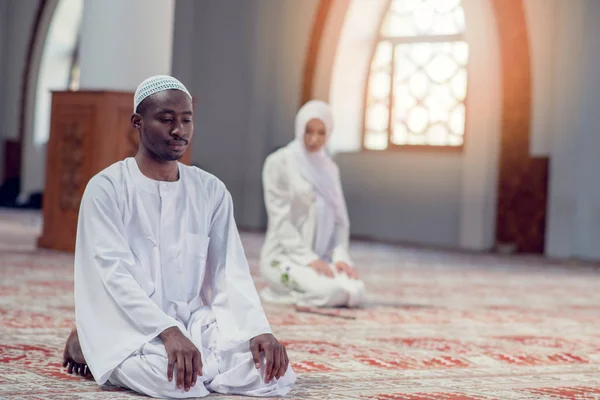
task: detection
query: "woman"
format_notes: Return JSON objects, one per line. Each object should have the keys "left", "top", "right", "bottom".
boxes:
{"left": 259, "top": 100, "right": 365, "bottom": 308}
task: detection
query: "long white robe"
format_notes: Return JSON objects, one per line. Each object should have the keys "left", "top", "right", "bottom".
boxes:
{"left": 259, "top": 147, "right": 365, "bottom": 308}
{"left": 74, "top": 157, "right": 295, "bottom": 398}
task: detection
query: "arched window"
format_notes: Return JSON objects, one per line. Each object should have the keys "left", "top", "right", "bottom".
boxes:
{"left": 364, "top": 0, "right": 468, "bottom": 150}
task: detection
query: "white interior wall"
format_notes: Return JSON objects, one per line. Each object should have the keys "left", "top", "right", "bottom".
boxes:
{"left": 172, "top": 0, "right": 319, "bottom": 228}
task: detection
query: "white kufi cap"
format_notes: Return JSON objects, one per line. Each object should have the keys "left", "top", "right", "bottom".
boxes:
{"left": 133, "top": 75, "right": 192, "bottom": 112}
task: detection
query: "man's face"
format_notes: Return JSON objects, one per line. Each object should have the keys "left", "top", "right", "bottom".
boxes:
{"left": 131, "top": 90, "right": 194, "bottom": 162}
{"left": 303, "top": 118, "right": 327, "bottom": 153}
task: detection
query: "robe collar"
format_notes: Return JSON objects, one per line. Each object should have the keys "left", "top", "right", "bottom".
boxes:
{"left": 126, "top": 157, "right": 181, "bottom": 196}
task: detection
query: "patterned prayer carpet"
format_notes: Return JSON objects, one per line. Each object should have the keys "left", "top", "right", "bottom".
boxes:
{"left": 1, "top": 209, "right": 600, "bottom": 399}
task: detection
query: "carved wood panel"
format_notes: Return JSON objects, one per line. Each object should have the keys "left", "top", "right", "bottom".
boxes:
{"left": 58, "top": 120, "right": 85, "bottom": 211}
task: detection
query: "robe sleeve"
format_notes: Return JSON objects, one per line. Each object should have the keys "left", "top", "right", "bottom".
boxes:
{"left": 331, "top": 223, "right": 353, "bottom": 265}
{"left": 204, "top": 181, "right": 273, "bottom": 350}
{"left": 262, "top": 155, "right": 319, "bottom": 266}
{"left": 331, "top": 168, "right": 353, "bottom": 266}
{"left": 74, "top": 176, "right": 179, "bottom": 385}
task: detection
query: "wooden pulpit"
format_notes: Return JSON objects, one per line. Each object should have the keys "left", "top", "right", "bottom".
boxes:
{"left": 38, "top": 91, "right": 191, "bottom": 252}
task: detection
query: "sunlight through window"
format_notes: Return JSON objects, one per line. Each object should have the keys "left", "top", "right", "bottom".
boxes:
{"left": 364, "top": 0, "right": 468, "bottom": 150}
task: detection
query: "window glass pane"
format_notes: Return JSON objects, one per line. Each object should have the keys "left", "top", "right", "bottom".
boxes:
{"left": 381, "top": 13, "right": 417, "bottom": 37}
{"left": 393, "top": 85, "right": 416, "bottom": 121}
{"left": 408, "top": 72, "right": 430, "bottom": 99}
{"left": 382, "top": 0, "right": 465, "bottom": 37}
{"left": 407, "top": 106, "right": 429, "bottom": 133}
{"left": 451, "top": 68, "right": 467, "bottom": 100}
{"left": 364, "top": 131, "right": 389, "bottom": 150}
{"left": 365, "top": 1, "right": 467, "bottom": 149}
{"left": 407, "top": 133, "right": 427, "bottom": 145}
{"left": 372, "top": 41, "right": 393, "bottom": 70}
{"left": 366, "top": 103, "right": 390, "bottom": 132}
{"left": 426, "top": 124, "right": 449, "bottom": 146}
{"left": 423, "top": 84, "right": 456, "bottom": 122}
{"left": 453, "top": 41, "right": 469, "bottom": 66}
{"left": 392, "top": 123, "right": 409, "bottom": 145}
{"left": 390, "top": 41, "right": 467, "bottom": 146}
{"left": 449, "top": 103, "right": 466, "bottom": 135}
{"left": 369, "top": 71, "right": 392, "bottom": 99}
{"left": 425, "top": 52, "right": 459, "bottom": 83}
{"left": 448, "top": 134, "right": 464, "bottom": 146}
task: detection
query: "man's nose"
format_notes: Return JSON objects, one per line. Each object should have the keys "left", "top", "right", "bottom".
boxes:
{"left": 171, "top": 121, "right": 184, "bottom": 137}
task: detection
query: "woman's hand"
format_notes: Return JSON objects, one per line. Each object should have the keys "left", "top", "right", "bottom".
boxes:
{"left": 309, "top": 259, "right": 334, "bottom": 277}
{"left": 335, "top": 261, "right": 359, "bottom": 279}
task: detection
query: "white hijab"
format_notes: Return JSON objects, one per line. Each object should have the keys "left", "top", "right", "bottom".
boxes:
{"left": 287, "top": 100, "right": 349, "bottom": 259}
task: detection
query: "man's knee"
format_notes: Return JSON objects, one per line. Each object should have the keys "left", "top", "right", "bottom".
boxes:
{"left": 110, "top": 354, "right": 169, "bottom": 397}
{"left": 209, "top": 349, "right": 296, "bottom": 397}
{"left": 110, "top": 354, "right": 209, "bottom": 398}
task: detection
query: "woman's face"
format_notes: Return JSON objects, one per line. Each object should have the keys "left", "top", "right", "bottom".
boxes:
{"left": 303, "top": 118, "right": 327, "bottom": 153}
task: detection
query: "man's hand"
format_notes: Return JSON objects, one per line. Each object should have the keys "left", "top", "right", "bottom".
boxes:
{"left": 250, "top": 333, "right": 289, "bottom": 383}
{"left": 310, "top": 259, "right": 334, "bottom": 278}
{"left": 334, "top": 261, "right": 359, "bottom": 279}
{"left": 160, "top": 327, "right": 202, "bottom": 392}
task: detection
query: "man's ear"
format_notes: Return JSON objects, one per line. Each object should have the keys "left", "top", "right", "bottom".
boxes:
{"left": 131, "top": 114, "right": 142, "bottom": 129}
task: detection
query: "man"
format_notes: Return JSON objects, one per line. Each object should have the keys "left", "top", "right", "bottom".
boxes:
{"left": 62, "top": 75, "right": 296, "bottom": 398}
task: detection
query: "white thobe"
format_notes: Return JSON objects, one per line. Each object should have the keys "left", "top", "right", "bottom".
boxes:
{"left": 259, "top": 147, "right": 365, "bottom": 308}
{"left": 74, "top": 157, "right": 296, "bottom": 398}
